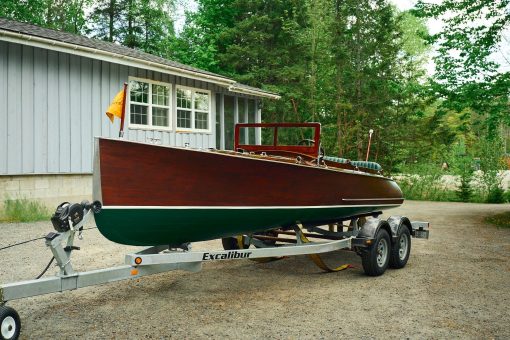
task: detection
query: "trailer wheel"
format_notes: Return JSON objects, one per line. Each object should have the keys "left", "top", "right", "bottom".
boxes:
{"left": 389, "top": 226, "right": 411, "bottom": 269}
{"left": 0, "top": 305, "right": 20, "bottom": 340}
{"left": 361, "top": 228, "right": 390, "bottom": 276}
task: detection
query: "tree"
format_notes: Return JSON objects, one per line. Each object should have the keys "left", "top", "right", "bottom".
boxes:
{"left": 0, "top": 0, "right": 89, "bottom": 34}
{"left": 171, "top": 0, "right": 238, "bottom": 73}
{"left": 87, "top": 0, "right": 124, "bottom": 42}
{"left": 415, "top": 0, "right": 510, "bottom": 138}
{"left": 329, "top": 1, "right": 425, "bottom": 163}
{"left": 175, "top": 0, "right": 431, "bottom": 170}
{"left": 87, "top": 0, "right": 175, "bottom": 57}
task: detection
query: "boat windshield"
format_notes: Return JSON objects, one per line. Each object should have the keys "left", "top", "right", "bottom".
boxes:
{"left": 234, "top": 123, "right": 321, "bottom": 158}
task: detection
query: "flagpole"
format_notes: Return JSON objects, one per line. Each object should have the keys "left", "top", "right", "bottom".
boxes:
{"left": 365, "top": 129, "right": 374, "bottom": 162}
{"left": 119, "top": 82, "right": 128, "bottom": 138}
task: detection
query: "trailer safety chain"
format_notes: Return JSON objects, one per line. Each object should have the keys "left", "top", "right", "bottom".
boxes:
{"left": 298, "top": 231, "right": 355, "bottom": 272}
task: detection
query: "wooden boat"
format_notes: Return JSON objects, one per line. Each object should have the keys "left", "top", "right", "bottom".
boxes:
{"left": 93, "top": 123, "right": 403, "bottom": 246}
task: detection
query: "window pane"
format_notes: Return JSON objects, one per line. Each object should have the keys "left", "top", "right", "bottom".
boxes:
{"left": 240, "top": 127, "right": 273, "bottom": 145}
{"left": 153, "top": 107, "right": 169, "bottom": 127}
{"left": 277, "top": 127, "right": 315, "bottom": 146}
{"left": 177, "top": 88, "right": 192, "bottom": 109}
{"left": 152, "top": 84, "right": 169, "bottom": 106}
{"left": 177, "top": 109, "right": 191, "bottom": 128}
{"left": 195, "top": 111, "right": 208, "bottom": 130}
{"left": 216, "top": 94, "right": 221, "bottom": 148}
{"left": 195, "top": 92, "right": 209, "bottom": 111}
{"left": 130, "top": 81, "right": 148, "bottom": 103}
{"left": 130, "top": 104, "right": 148, "bottom": 125}
{"left": 224, "top": 95, "right": 234, "bottom": 150}
{"left": 248, "top": 99, "right": 256, "bottom": 144}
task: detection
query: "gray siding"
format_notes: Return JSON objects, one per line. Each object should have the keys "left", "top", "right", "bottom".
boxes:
{"left": 0, "top": 41, "right": 260, "bottom": 175}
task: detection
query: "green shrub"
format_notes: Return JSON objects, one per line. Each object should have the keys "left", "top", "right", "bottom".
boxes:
{"left": 396, "top": 163, "right": 460, "bottom": 202}
{"left": 477, "top": 137, "right": 505, "bottom": 203}
{"left": 485, "top": 212, "right": 510, "bottom": 228}
{"left": 504, "top": 190, "right": 510, "bottom": 203}
{"left": 0, "top": 198, "right": 50, "bottom": 222}
{"left": 487, "top": 187, "right": 505, "bottom": 204}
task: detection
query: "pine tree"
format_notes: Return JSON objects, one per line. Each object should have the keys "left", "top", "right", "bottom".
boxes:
{"left": 88, "top": 0, "right": 124, "bottom": 42}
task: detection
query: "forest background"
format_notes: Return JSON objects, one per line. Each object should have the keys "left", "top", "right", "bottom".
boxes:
{"left": 1, "top": 0, "right": 509, "bottom": 204}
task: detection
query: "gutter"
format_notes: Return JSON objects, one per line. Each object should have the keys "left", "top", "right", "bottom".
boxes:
{"left": 0, "top": 29, "right": 279, "bottom": 99}
{"left": 228, "top": 84, "right": 281, "bottom": 100}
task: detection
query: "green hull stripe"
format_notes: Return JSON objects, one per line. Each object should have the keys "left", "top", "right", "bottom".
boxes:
{"left": 94, "top": 206, "right": 392, "bottom": 246}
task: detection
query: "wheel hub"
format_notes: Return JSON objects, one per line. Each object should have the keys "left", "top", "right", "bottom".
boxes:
{"left": 1, "top": 316, "right": 16, "bottom": 339}
{"left": 399, "top": 234, "right": 409, "bottom": 260}
{"left": 376, "top": 239, "right": 388, "bottom": 267}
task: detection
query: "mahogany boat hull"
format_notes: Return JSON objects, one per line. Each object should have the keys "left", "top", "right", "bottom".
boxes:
{"left": 93, "top": 138, "right": 404, "bottom": 246}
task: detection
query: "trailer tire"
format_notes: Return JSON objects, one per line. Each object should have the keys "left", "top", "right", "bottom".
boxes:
{"left": 361, "top": 228, "right": 390, "bottom": 276}
{"left": 0, "top": 305, "right": 20, "bottom": 340}
{"left": 222, "top": 237, "right": 248, "bottom": 250}
{"left": 222, "top": 237, "right": 239, "bottom": 250}
{"left": 389, "top": 226, "right": 411, "bottom": 269}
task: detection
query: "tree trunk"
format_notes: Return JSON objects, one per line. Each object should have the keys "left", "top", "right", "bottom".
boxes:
{"left": 109, "top": 0, "right": 114, "bottom": 42}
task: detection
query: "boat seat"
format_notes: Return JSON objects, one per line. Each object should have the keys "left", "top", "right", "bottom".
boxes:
{"left": 323, "top": 156, "right": 382, "bottom": 172}
{"left": 323, "top": 156, "right": 350, "bottom": 164}
{"left": 350, "top": 160, "right": 382, "bottom": 171}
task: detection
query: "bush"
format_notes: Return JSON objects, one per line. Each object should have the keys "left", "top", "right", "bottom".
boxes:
{"left": 478, "top": 137, "right": 505, "bottom": 203}
{"left": 444, "top": 140, "right": 475, "bottom": 202}
{"left": 487, "top": 187, "right": 505, "bottom": 203}
{"left": 0, "top": 198, "right": 50, "bottom": 222}
{"left": 396, "top": 163, "right": 459, "bottom": 202}
{"left": 505, "top": 190, "right": 510, "bottom": 203}
{"left": 485, "top": 212, "right": 510, "bottom": 228}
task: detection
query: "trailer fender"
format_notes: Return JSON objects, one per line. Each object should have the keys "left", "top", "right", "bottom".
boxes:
{"left": 386, "top": 216, "right": 412, "bottom": 244}
{"left": 357, "top": 218, "right": 392, "bottom": 242}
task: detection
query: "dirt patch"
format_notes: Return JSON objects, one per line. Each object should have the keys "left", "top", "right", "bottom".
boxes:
{"left": 1, "top": 201, "right": 509, "bottom": 339}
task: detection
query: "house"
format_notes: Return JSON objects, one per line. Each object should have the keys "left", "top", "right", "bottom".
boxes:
{"left": 0, "top": 18, "right": 279, "bottom": 207}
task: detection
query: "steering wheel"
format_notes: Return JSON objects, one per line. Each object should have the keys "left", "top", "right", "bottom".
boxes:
{"left": 298, "top": 139, "right": 325, "bottom": 157}
{"left": 298, "top": 139, "right": 316, "bottom": 146}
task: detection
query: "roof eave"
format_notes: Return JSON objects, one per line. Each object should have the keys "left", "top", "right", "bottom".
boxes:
{"left": 228, "top": 84, "right": 281, "bottom": 100}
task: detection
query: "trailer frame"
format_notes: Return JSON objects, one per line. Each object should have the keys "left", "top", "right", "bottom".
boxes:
{"left": 0, "top": 204, "right": 429, "bottom": 340}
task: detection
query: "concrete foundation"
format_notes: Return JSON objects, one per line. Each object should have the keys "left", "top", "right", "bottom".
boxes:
{"left": 0, "top": 174, "right": 92, "bottom": 210}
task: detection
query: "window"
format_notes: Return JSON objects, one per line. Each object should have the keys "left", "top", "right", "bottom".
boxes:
{"left": 129, "top": 78, "right": 171, "bottom": 129}
{"left": 176, "top": 86, "right": 211, "bottom": 132}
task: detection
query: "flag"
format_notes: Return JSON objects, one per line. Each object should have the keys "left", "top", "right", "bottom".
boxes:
{"left": 105, "top": 87, "right": 126, "bottom": 123}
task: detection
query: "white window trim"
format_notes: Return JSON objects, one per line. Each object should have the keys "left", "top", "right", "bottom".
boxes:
{"left": 176, "top": 85, "right": 212, "bottom": 133}
{"left": 128, "top": 76, "right": 173, "bottom": 131}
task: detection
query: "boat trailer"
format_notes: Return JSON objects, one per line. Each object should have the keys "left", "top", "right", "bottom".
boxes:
{"left": 0, "top": 202, "right": 429, "bottom": 340}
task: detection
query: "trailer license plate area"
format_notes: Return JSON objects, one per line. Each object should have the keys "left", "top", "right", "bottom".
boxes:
{"left": 414, "top": 230, "right": 429, "bottom": 239}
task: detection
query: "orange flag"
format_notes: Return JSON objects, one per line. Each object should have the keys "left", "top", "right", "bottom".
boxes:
{"left": 105, "top": 88, "right": 126, "bottom": 123}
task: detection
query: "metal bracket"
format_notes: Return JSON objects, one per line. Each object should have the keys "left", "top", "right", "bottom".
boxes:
{"left": 411, "top": 221, "right": 430, "bottom": 239}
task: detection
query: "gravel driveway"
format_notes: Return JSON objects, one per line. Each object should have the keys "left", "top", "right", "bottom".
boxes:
{"left": 1, "top": 201, "right": 509, "bottom": 339}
